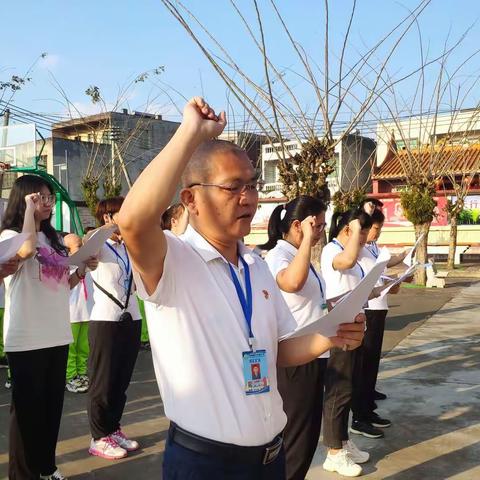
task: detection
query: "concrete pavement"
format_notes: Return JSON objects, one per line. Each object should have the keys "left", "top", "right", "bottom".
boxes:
{"left": 308, "top": 281, "right": 480, "bottom": 480}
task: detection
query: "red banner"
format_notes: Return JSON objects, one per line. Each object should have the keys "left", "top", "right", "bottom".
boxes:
{"left": 381, "top": 196, "right": 448, "bottom": 227}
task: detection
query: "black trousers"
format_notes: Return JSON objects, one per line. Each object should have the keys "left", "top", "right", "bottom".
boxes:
{"left": 163, "top": 434, "right": 286, "bottom": 480}
{"left": 322, "top": 348, "right": 355, "bottom": 449}
{"left": 352, "top": 310, "right": 388, "bottom": 421}
{"left": 87, "top": 318, "right": 141, "bottom": 439}
{"left": 277, "top": 358, "right": 327, "bottom": 480}
{"left": 7, "top": 344, "right": 69, "bottom": 479}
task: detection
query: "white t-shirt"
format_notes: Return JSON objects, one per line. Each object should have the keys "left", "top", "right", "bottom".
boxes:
{"left": 0, "top": 284, "right": 4, "bottom": 309}
{"left": 265, "top": 240, "right": 330, "bottom": 359}
{"left": 1, "top": 229, "right": 72, "bottom": 352}
{"left": 90, "top": 239, "right": 141, "bottom": 322}
{"left": 136, "top": 226, "right": 297, "bottom": 447}
{"left": 321, "top": 239, "right": 365, "bottom": 300}
{"left": 69, "top": 272, "right": 94, "bottom": 323}
{"left": 358, "top": 243, "right": 389, "bottom": 311}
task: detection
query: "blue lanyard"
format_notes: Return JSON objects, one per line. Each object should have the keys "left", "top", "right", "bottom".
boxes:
{"left": 228, "top": 256, "right": 254, "bottom": 350}
{"left": 332, "top": 239, "right": 365, "bottom": 279}
{"left": 106, "top": 242, "right": 131, "bottom": 292}
{"left": 367, "top": 242, "right": 379, "bottom": 259}
{"left": 309, "top": 265, "right": 326, "bottom": 303}
{"left": 106, "top": 242, "right": 130, "bottom": 276}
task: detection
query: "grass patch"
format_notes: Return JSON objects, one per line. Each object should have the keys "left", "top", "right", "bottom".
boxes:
{"left": 402, "top": 283, "right": 426, "bottom": 289}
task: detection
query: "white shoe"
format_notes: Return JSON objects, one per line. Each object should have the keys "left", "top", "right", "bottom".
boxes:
{"left": 343, "top": 439, "right": 370, "bottom": 464}
{"left": 110, "top": 429, "right": 140, "bottom": 452}
{"left": 40, "top": 469, "right": 66, "bottom": 480}
{"left": 89, "top": 437, "right": 127, "bottom": 459}
{"left": 66, "top": 377, "right": 87, "bottom": 394}
{"left": 323, "top": 449, "right": 362, "bottom": 477}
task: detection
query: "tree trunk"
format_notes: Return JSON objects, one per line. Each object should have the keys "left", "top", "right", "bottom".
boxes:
{"left": 447, "top": 215, "right": 458, "bottom": 270}
{"left": 414, "top": 223, "right": 430, "bottom": 286}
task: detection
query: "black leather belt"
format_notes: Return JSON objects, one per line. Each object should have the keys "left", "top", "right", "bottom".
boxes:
{"left": 168, "top": 423, "right": 283, "bottom": 465}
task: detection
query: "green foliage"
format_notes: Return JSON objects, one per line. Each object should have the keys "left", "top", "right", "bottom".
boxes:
{"left": 85, "top": 85, "right": 101, "bottom": 104}
{"left": 399, "top": 184, "right": 437, "bottom": 225}
{"left": 81, "top": 177, "right": 99, "bottom": 218}
{"left": 278, "top": 137, "right": 335, "bottom": 203}
{"left": 0, "top": 75, "right": 31, "bottom": 93}
{"left": 332, "top": 189, "right": 367, "bottom": 213}
{"left": 102, "top": 175, "right": 122, "bottom": 199}
{"left": 457, "top": 208, "right": 480, "bottom": 224}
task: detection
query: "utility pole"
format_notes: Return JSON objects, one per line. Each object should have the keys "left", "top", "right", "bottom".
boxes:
{"left": 0, "top": 109, "right": 10, "bottom": 193}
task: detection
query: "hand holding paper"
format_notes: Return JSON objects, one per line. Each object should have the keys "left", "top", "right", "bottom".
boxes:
{"left": 284, "top": 256, "right": 389, "bottom": 339}
{"left": 67, "top": 224, "right": 116, "bottom": 267}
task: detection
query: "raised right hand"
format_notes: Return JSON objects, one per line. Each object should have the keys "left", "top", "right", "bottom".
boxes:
{"left": 25, "top": 192, "right": 40, "bottom": 210}
{"left": 182, "top": 97, "right": 227, "bottom": 141}
{"left": 300, "top": 215, "right": 316, "bottom": 245}
{"left": 349, "top": 218, "right": 362, "bottom": 233}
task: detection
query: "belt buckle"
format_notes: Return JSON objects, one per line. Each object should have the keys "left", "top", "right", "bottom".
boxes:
{"left": 262, "top": 437, "right": 283, "bottom": 465}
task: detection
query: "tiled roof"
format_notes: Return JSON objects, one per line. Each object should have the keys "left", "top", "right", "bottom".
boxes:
{"left": 373, "top": 144, "right": 480, "bottom": 180}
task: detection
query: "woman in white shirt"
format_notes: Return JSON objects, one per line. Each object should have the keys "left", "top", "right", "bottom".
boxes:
{"left": 351, "top": 207, "right": 406, "bottom": 438}
{"left": 87, "top": 197, "right": 142, "bottom": 461}
{"left": 320, "top": 208, "right": 373, "bottom": 478}
{"left": 262, "top": 195, "right": 330, "bottom": 480}
{"left": 1, "top": 174, "right": 95, "bottom": 480}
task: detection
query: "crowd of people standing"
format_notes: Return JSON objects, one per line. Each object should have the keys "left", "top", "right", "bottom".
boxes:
{"left": 0, "top": 97, "right": 413, "bottom": 480}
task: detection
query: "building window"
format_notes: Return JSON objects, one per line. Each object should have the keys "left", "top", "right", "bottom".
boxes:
{"left": 396, "top": 138, "right": 419, "bottom": 150}
{"left": 54, "top": 163, "right": 68, "bottom": 189}
{"left": 264, "top": 160, "right": 278, "bottom": 184}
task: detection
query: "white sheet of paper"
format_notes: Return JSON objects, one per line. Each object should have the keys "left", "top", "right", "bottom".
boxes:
{"left": 379, "top": 263, "right": 427, "bottom": 297}
{"left": 403, "top": 233, "right": 425, "bottom": 266}
{"left": 67, "top": 225, "right": 116, "bottom": 266}
{"left": 0, "top": 233, "right": 29, "bottom": 264}
{"left": 283, "top": 257, "right": 390, "bottom": 339}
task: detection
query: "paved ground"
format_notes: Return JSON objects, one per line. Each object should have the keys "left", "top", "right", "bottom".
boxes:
{"left": 0, "top": 277, "right": 477, "bottom": 479}
{"left": 308, "top": 280, "right": 480, "bottom": 480}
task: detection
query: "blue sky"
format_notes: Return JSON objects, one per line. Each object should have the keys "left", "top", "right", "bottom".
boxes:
{"left": 2, "top": 0, "right": 480, "bottom": 131}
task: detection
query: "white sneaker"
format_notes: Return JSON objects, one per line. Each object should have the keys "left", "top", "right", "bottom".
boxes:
{"left": 343, "top": 439, "right": 370, "bottom": 464}
{"left": 323, "top": 449, "right": 362, "bottom": 477}
{"left": 66, "top": 377, "right": 88, "bottom": 394}
{"left": 40, "top": 469, "right": 66, "bottom": 480}
{"left": 110, "top": 429, "right": 139, "bottom": 452}
{"left": 89, "top": 437, "right": 127, "bottom": 459}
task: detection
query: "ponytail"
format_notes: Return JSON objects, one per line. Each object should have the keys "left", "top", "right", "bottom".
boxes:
{"left": 328, "top": 207, "right": 373, "bottom": 242}
{"left": 259, "top": 195, "right": 326, "bottom": 251}
{"left": 258, "top": 204, "right": 286, "bottom": 251}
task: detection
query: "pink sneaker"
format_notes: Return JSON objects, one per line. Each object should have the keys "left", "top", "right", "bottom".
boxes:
{"left": 89, "top": 436, "right": 127, "bottom": 459}
{"left": 110, "top": 428, "right": 140, "bottom": 452}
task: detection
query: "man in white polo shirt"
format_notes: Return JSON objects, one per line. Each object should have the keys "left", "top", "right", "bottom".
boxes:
{"left": 118, "top": 97, "right": 365, "bottom": 479}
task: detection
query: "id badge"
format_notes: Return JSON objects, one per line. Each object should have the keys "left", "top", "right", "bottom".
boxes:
{"left": 321, "top": 302, "right": 329, "bottom": 315}
{"left": 242, "top": 349, "right": 270, "bottom": 396}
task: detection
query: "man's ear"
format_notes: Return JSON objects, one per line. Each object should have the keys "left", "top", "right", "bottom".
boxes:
{"left": 180, "top": 188, "right": 198, "bottom": 216}
{"left": 103, "top": 213, "right": 110, "bottom": 224}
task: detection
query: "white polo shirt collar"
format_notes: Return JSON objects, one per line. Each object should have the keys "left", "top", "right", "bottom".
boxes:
{"left": 181, "top": 225, "right": 255, "bottom": 267}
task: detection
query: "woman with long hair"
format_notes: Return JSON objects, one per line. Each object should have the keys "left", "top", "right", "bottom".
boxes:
{"left": 321, "top": 208, "right": 373, "bottom": 478}
{"left": 87, "top": 197, "right": 142, "bottom": 460}
{"left": 262, "top": 195, "right": 330, "bottom": 480}
{"left": 1, "top": 174, "right": 96, "bottom": 480}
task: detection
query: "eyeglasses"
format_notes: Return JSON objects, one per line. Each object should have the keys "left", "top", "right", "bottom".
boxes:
{"left": 40, "top": 194, "right": 56, "bottom": 205}
{"left": 188, "top": 179, "right": 260, "bottom": 195}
